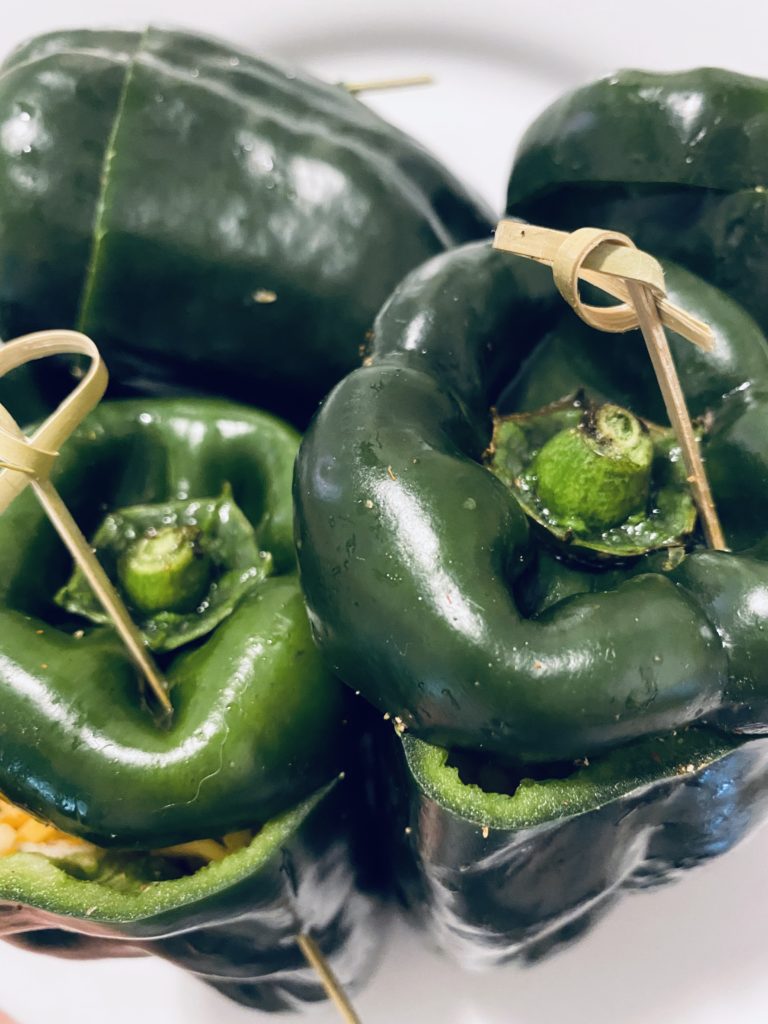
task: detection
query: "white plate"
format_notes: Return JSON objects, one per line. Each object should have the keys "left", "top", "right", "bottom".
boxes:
{"left": 2, "top": 3, "right": 768, "bottom": 1022}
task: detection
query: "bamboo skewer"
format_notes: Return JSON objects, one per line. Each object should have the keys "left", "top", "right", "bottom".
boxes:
{"left": 494, "top": 221, "right": 715, "bottom": 352}
{"left": 626, "top": 280, "right": 727, "bottom": 550}
{"left": 342, "top": 74, "right": 433, "bottom": 94}
{"left": 34, "top": 475, "right": 173, "bottom": 715}
{"left": 0, "top": 330, "right": 172, "bottom": 716}
{"left": 297, "top": 933, "right": 362, "bottom": 1024}
{"left": 492, "top": 220, "right": 728, "bottom": 551}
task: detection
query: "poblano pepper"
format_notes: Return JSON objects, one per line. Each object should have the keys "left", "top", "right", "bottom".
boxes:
{"left": 294, "top": 240, "right": 768, "bottom": 963}
{"left": 0, "top": 396, "right": 378, "bottom": 1008}
{"left": 390, "top": 727, "right": 768, "bottom": 966}
{"left": 0, "top": 27, "right": 492, "bottom": 426}
{"left": 506, "top": 68, "right": 768, "bottom": 342}
{"left": 0, "top": 359, "right": 47, "bottom": 427}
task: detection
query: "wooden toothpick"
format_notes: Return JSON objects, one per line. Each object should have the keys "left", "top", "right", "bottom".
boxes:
{"left": 492, "top": 220, "right": 728, "bottom": 551}
{"left": 297, "top": 933, "right": 362, "bottom": 1024}
{"left": 341, "top": 74, "right": 433, "bottom": 94}
{"left": 625, "top": 280, "right": 727, "bottom": 550}
{"left": 0, "top": 330, "right": 172, "bottom": 717}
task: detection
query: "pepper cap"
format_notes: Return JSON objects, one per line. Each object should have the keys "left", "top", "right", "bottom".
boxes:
{"left": 487, "top": 394, "right": 698, "bottom": 562}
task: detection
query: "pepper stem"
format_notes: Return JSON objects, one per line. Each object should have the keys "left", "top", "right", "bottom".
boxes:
{"left": 117, "top": 526, "right": 212, "bottom": 616}
{"left": 532, "top": 402, "right": 653, "bottom": 532}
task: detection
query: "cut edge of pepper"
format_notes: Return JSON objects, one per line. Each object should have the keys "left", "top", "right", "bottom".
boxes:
{"left": 402, "top": 729, "right": 746, "bottom": 833}
{"left": 0, "top": 778, "right": 337, "bottom": 925}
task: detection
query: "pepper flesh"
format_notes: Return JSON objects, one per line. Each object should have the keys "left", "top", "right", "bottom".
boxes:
{"left": 391, "top": 731, "right": 768, "bottom": 968}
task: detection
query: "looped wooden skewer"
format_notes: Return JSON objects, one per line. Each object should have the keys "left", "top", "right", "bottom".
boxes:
{"left": 493, "top": 220, "right": 727, "bottom": 551}
{"left": 495, "top": 221, "right": 715, "bottom": 351}
{"left": 0, "top": 331, "right": 107, "bottom": 511}
{"left": 0, "top": 330, "right": 172, "bottom": 717}
{"left": 552, "top": 227, "right": 663, "bottom": 333}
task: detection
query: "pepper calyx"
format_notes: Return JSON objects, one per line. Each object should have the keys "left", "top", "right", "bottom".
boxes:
{"left": 55, "top": 484, "right": 272, "bottom": 651}
{"left": 533, "top": 401, "right": 653, "bottom": 531}
{"left": 486, "top": 394, "right": 698, "bottom": 561}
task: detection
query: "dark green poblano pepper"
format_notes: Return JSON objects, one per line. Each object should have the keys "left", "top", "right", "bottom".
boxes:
{"left": 0, "top": 26, "right": 492, "bottom": 426}
{"left": 0, "top": 361, "right": 48, "bottom": 426}
{"left": 506, "top": 68, "right": 768, "bottom": 344}
{"left": 294, "top": 240, "right": 768, "bottom": 965}
{"left": 0, "top": 396, "right": 379, "bottom": 1009}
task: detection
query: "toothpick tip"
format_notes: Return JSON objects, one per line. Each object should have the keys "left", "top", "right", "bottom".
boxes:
{"left": 297, "top": 933, "right": 361, "bottom": 1024}
{"left": 342, "top": 74, "right": 433, "bottom": 94}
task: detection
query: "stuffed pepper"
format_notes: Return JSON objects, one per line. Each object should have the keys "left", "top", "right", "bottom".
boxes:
{"left": 294, "top": 240, "right": 768, "bottom": 965}
{"left": 0, "top": 396, "right": 379, "bottom": 1009}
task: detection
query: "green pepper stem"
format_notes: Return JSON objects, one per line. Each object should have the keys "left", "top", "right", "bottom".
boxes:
{"left": 532, "top": 403, "right": 654, "bottom": 532}
{"left": 117, "top": 526, "right": 212, "bottom": 616}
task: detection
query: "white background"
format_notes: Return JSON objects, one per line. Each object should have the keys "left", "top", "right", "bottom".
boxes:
{"left": 2, "top": 2, "right": 768, "bottom": 1021}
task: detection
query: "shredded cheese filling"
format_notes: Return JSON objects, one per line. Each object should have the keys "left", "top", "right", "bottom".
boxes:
{"left": 0, "top": 797, "right": 93, "bottom": 857}
{"left": 155, "top": 832, "right": 252, "bottom": 863}
{"left": 0, "top": 796, "right": 253, "bottom": 864}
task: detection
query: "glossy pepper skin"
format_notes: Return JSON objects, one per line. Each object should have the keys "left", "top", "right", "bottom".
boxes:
{"left": 0, "top": 27, "right": 492, "bottom": 426}
{"left": 506, "top": 68, "right": 768, "bottom": 341}
{"left": 294, "top": 241, "right": 768, "bottom": 760}
{"left": 0, "top": 396, "right": 381, "bottom": 1008}
{"left": 0, "top": 363, "right": 47, "bottom": 426}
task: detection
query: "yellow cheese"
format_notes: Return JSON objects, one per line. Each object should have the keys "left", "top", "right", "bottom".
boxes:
{"left": 0, "top": 796, "right": 252, "bottom": 864}
{"left": 0, "top": 797, "right": 90, "bottom": 857}
{"left": 154, "top": 831, "right": 253, "bottom": 863}
{"left": 0, "top": 823, "right": 16, "bottom": 856}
